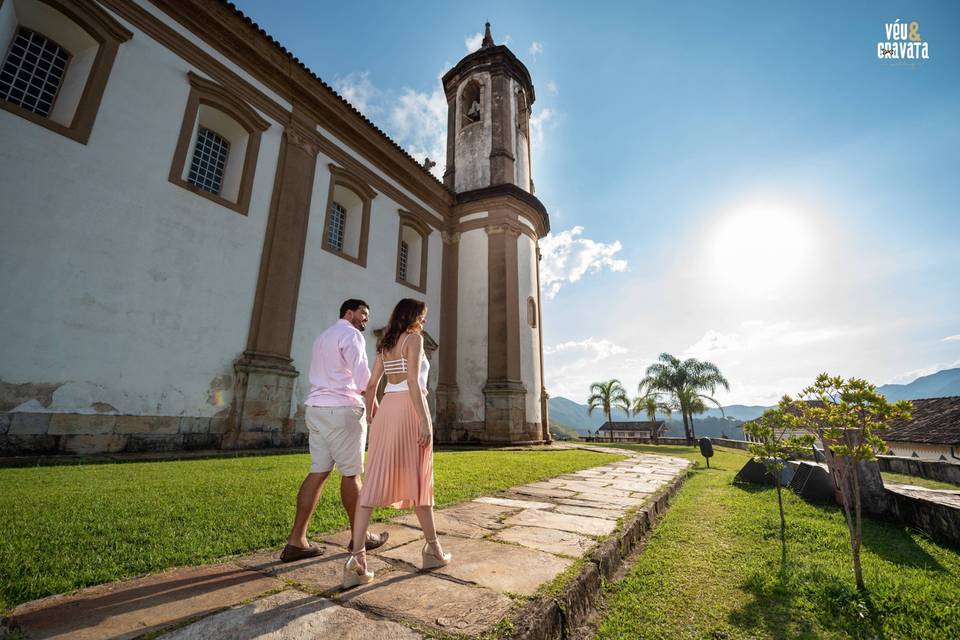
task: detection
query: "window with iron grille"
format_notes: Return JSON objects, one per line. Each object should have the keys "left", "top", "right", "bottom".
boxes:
{"left": 328, "top": 201, "right": 346, "bottom": 251}
{"left": 187, "top": 126, "right": 230, "bottom": 195}
{"left": 399, "top": 240, "right": 409, "bottom": 281}
{"left": 0, "top": 27, "right": 70, "bottom": 118}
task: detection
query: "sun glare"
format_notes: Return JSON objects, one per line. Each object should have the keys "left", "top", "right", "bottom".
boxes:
{"left": 706, "top": 204, "right": 816, "bottom": 298}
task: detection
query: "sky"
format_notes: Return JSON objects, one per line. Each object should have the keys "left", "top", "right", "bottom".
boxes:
{"left": 234, "top": 1, "right": 960, "bottom": 406}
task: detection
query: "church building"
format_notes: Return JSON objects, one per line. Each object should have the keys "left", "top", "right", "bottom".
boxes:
{"left": 0, "top": 0, "right": 551, "bottom": 455}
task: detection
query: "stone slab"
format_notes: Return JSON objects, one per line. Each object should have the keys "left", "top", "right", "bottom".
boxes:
{"left": 393, "top": 505, "right": 494, "bottom": 538}
{"left": 553, "top": 504, "right": 622, "bottom": 520}
{"left": 11, "top": 563, "right": 283, "bottom": 640}
{"left": 322, "top": 524, "right": 424, "bottom": 552}
{"left": 158, "top": 590, "right": 423, "bottom": 639}
{"left": 572, "top": 492, "right": 644, "bottom": 508}
{"left": 503, "top": 509, "right": 617, "bottom": 537}
{"left": 337, "top": 571, "right": 513, "bottom": 636}
{"left": 473, "top": 496, "right": 554, "bottom": 510}
{"left": 493, "top": 526, "right": 596, "bottom": 557}
{"left": 234, "top": 546, "right": 394, "bottom": 595}
{"left": 381, "top": 537, "right": 572, "bottom": 596}
{"left": 434, "top": 501, "right": 519, "bottom": 530}
{"left": 513, "top": 485, "right": 575, "bottom": 499}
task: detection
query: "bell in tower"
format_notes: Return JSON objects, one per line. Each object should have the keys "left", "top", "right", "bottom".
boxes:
{"left": 434, "top": 23, "right": 552, "bottom": 446}
{"left": 441, "top": 22, "right": 535, "bottom": 194}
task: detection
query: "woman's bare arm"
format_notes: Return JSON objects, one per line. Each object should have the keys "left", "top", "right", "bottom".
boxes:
{"left": 405, "top": 334, "right": 433, "bottom": 446}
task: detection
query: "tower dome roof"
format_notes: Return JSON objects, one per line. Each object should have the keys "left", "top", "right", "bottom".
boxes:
{"left": 441, "top": 23, "right": 535, "bottom": 103}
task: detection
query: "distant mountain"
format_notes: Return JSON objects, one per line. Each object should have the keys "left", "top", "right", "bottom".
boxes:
{"left": 548, "top": 396, "right": 629, "bottom": 435}
{"left": 547, "top": 368, "right": 960, "bottom": 438}
{"left": 548, "top": 396, "right": 744, "bottom": 437}
{"left": 877, "top": 368, "right": 960, "bottom": 401}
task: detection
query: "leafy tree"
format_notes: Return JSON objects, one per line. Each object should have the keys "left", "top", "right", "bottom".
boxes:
{"left": 633, "top": 391, "right": 672, "bottom": 443}
{"left": 587, "top": 379, "right": 631, "bottom": 442}
{"left": 744, "top": 408, "right": 815, "bottom": 533}
{"left": 640, "top": 354, "right": 730, "bottom": 444}
{"left": 780, "top": 374, "right": 911, "bottom": 591}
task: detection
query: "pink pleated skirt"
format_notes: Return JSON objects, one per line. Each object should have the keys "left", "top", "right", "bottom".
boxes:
{"left": 359, "top": 391, "right": 434, "bottom": 509}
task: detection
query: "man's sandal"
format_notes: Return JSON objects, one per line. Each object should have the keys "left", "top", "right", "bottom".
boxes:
{"left": 347, "top": 531, "right": 390, "bottom": 552}
{"left": 279, "top": 543, "right": 323, "bottom": 563}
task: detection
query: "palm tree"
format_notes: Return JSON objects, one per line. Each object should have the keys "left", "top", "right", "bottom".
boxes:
{"left": 587, "top": 379, "right": 631, "bottom": 442}
{"left": 639, "top": 353, "right": 730, "bottom": 444}
{"left": 633, "top": 392, "right": 672, "bottom": 443}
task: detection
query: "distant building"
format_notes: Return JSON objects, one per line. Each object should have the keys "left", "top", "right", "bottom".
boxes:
{"left": 881, "top": 397, "right": 960, "bottom": 461}
{"left": 593, "top": 421, "right": 668, "bottom": 443}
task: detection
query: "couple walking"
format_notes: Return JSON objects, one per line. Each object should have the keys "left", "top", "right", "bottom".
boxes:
{"left": 279, "top": 298, "right": 451, "bottom": 588}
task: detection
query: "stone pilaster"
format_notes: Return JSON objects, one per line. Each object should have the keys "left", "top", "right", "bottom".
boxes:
{"left": 230, "top": 116, "right": 320, "bottom": 439}
{"left": 435, "top": 230, "right": 461, "bottom": 442}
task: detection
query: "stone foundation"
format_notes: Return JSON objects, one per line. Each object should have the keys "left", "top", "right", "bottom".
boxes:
{"left": 0, "top": 411, "right": 307, "bottom": 457}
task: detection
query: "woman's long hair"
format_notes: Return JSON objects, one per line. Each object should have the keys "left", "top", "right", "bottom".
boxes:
{"left": 378, "top": 298, "right": 426, "bottom": 353}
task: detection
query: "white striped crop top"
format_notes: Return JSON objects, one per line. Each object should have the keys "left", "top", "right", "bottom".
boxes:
{"left": 382, "top": 334, "right": 429, "bottom": 394}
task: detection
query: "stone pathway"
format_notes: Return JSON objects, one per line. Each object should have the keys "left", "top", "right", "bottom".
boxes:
{"left": 9, "top": 447, "right": 691, "bottom": 640}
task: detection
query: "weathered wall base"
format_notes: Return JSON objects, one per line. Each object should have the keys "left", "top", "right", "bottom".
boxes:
{"left": 0, "top": 411, "right": 307, "bottom": 457}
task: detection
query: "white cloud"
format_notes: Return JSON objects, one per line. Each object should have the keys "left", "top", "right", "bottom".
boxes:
{"left": 529, "top": 107, "right": 554, "bottom": 146}
{"left": 684, "top": 330, "right": 742, "bottom": 355}
{"left": 683, "top": 322, "right": 868, "bottom": 359}
{"left": 885, "top": 359, "right": 960, "bottom": 385}
{"left": 539, "top": 226, "right": 627, "bottom": 299}
{"left": 388, "top": 79, "right": 447, "bottom": 178}
{"left": 942, "top": 334, "right": 960, "bottom": 342}
{"left": 529, "top": 41, "right": 543, "bottom": 59}
{"left": 545, "top": 338, "right": 628, "bottom": 360}
{"left": 333, "top": 71, "right": 380, "bottom": 116}
{"left": 546, "top": 81, "right": 558, "bottom": 95}
{"left": 543, "top": 338, "right": 647, "bottom": 402}
{"left": 465, "top": 32, "right": 483, "bottom": 53}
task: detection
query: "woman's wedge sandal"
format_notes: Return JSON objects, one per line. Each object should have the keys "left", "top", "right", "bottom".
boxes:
{"left": 421, "top": 538, "right": 452, "bottom": 570}
{"left": 342, "top": 549, "right": 374, "bottom": 588}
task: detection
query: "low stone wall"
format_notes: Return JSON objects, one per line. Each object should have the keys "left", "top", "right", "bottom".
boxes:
{"left": 885, "top": 487, "right": 960, "bottom": 548}
{"left": 508, "top": 467, "right": 690, "bottom": 640}
{"left": 0, "top": 411, "right": 308, "bottom": 458}
{"left": 646, "top": 436, "right": 752, "bottom": 451}
{"left": 877, "top": 454, "right": 960, "bottom": 486}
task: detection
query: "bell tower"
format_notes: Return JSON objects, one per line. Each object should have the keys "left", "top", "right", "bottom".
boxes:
{"left": 435, "top": 23, "right": 551, "bottom": 445}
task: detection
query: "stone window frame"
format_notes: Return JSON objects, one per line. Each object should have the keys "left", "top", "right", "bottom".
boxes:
{"left": 321, "top": 164, "right": 376, "bottom": 268}
{"left": 395, "top": 210, "right": 431, "bottom": 293}
{"left": 516, "top": 88, "right": 529, "bottom": 138}
{"left": 459, "top": 78, "right": 483, "bottom": 131}
{"left": 168, "top": 72, "right": 269, "bottom": 216}
{"left": 0, "top": 0, "right": 132, "bottom": 144}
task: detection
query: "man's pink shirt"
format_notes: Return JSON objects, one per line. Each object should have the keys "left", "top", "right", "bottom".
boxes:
{"left": 305, "top": 319, "right": 371, "bottom": 407}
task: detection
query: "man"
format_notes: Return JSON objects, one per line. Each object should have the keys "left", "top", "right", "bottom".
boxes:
{"left": 280, "top": 299, "right": 388, "bottom": 562}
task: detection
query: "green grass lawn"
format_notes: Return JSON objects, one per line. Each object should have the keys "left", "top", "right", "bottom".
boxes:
{"left": 881, "top": 471, "right": 959, "bottom": 491}
{"left": 592, "top": 445, "right": 960, "bottom": 640}
{"left": 0, "top": 447, "right": 620, "bottom": 612}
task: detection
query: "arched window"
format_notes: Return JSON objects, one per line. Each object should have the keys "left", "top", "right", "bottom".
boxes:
{"left": 516, "top": 89, "right": 529, "bottom": 137}
{"left": 527, "top": 296, "right": 537, "bottom": 328}
{"left": 396, "top": 210, "right": 431, "bottom": 292}
{"left": 460, "top": 79, "right": 481, "bottom": 128}
{"left": 322, "top": 165, "right": 376, "bottom": 267}
{"left": 169, "top": 73, "right": 269, "bottom": 215}
{"left": 0, "top": 0, "right": 132, "bottom": 144}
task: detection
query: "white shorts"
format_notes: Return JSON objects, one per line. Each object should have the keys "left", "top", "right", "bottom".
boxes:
{"left": 305, "top": 405, "right": 367, "bottom": 476}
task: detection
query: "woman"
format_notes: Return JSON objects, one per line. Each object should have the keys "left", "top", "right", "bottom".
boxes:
{"left": 343, "top": 298, "right": 451, "bottom": 587}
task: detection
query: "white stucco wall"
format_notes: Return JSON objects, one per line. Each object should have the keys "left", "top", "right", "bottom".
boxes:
{"left": 455, "top": 228, "right": 489, "bottom": 422}
{"left": 289, "top": 157, "right": 444, "bottom": 416}
{"left": 0, "top": 3, "right": 284, "bottom": 416}
{"left": 454, "top": 72, "right": 492, "bottom": 193}
{"left": 517, "top": 235, "right": 541, "bottom": 422}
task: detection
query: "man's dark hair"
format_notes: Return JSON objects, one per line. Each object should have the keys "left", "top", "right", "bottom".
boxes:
{"left": 340, "top": 299, "right": 369, "bottom": 318}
